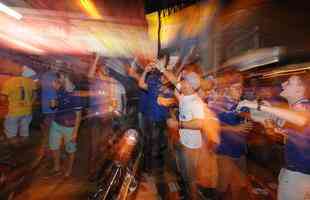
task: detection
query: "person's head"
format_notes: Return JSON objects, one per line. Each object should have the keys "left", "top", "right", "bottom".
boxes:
{"left": 179, "top": 72, "right": 201, "bottom": 95}
{"left": 57, "top": 71, "right": 67, "bottom": 85}
{"left": 256, "top": 86, "right": 276, "bottom": 100}
{"left": 51, "top": 77, "right": 63, "bottom": 91}
{"left": 228, "top": 82, "right": 243, "bottom": 101}
{"left": 56, "top": 72, "right": 75, "bottom": 92}
{"left": 22, "top": 65, "right": 36, "bottom": 78}
{"left": 160, "top": 74, "right": 169, "bottom": 85}
{"left": 280, "top": 75, "right": 309, "bottom": 102}
{"left": 223, "top": 71, "right": 244, "bottom": 101}
{"left": 182, "top": 63, "right": 204, "bottom": 75}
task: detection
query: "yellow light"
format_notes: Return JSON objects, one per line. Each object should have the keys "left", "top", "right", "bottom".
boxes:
{"left": 80, "top": 0, "right": 102, "bottom": 19}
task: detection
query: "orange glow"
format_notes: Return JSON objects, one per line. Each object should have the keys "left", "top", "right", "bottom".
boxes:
{"left": 0, "top": 8, "right": 153, "bottom": 57}
{"left": 80, "top": 0, "right": 102, "bottom": 20}
{"left": 0, "top": 32, "right": 44, "bottom": 54}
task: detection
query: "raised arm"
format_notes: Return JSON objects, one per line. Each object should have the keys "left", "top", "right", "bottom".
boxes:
{"left": 138, "top": 65, "right": 152, "bottom": 90}
{"left": 238, "top": 100, "right": 309, "bottom": 127}
{"left": 87, "top": 53, "right": 100, "bottom": 79}
{"left": 128, "top": 67, "right": 141, "bottom": 81}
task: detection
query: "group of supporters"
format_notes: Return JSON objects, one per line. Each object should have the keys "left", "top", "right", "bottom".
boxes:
{"left": 130, "top": 57, "right": 310, "bottom": 200}
{"left": 0, "top": 57, "right": 309, "bottom": 200}
{"left": 0, "top": 63, "right": 126, "bottom": 178}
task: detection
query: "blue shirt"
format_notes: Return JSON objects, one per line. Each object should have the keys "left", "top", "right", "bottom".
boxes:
{"left": 215, "top": 97, "right": 247, "bottom": 158}
{"left": 54, "top": 89, "right": 82, "bottom": 127}
{"left": 284, "top": 99, "right": 310, "bottom": 174}
{"left": 89, "top": 78, "right": 106, "bottom": 111}
{"left": 138, "top": 90, "right": 148, "bottom": 114}
{"left": 40, "top": 71, "right": 57, "bottom": 114}
{"left": 144, "top": 72, "right": 168, "bottom": 122}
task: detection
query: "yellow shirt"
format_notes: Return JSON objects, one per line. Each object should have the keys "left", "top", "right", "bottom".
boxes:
{"left": 1, "top": 77, "right": 37, "bottom": 117}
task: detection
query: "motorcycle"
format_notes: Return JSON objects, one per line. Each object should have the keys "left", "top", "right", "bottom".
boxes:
{"left": 89, "top": 129, "right": 142, "bottom": 200}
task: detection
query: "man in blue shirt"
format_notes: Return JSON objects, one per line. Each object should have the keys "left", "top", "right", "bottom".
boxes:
{"left": 138, "top": 65, "right": 168, "bottom": 173}
{"left": 238, "top": 75, "right": 310, "bottom": 200}
{"left": 213, "top": 74, "right": 252, "bottom": 200}
{"left": 48, "top": 74, "right": 82, "bottom": 177}
{"left": 40, "top": 70, "right": 57, "bottom": 133}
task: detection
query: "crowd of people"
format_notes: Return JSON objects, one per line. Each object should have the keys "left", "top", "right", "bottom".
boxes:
{"left": 0, "top": 56, "right": 309, "bottom": 200}
{"left": 0, "top": 61, "right": 126, "bottom": 179}
{"left": 129, "top": 57, "right": 310, "bottom": 200}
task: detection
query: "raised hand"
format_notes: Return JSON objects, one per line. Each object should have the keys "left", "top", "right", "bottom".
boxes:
{"left": 237, "top": 100, "right": 258, "bottom": 110}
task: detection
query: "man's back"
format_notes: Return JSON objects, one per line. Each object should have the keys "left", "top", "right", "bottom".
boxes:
{"left": 1, "top": 76, "right": 36, "bottom": 117}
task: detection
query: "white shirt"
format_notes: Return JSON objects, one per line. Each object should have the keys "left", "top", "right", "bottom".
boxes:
{"left": 179, "top": 94, "right": 205, "bottom": 149}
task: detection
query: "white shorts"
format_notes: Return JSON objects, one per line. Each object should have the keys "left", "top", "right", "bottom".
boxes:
{"left": 4, "top": 115, "right": 32, "bottom": 138}
{"left": 278, "top": 168, "right": 310, "bottom": 200}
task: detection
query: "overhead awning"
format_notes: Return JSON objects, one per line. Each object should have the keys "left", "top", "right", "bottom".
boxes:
{"left": 220, "top": 47, "right": 285, "bottom": 71}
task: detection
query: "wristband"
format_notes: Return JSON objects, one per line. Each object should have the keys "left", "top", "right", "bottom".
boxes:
{"left": 176, "top": 83, "right": 181, "bottom": 91}
{"left": 179, "top": 121, "right": 182, "bottom": 129}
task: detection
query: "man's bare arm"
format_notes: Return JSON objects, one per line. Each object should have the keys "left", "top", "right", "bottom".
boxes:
{"left": 87, "top": 53, "right": 100, "bottom": 78}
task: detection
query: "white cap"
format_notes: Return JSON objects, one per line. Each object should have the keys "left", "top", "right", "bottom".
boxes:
{"left": 183, "top": 72, "right": 201, "bottom": 90}
{"left": 22, "top": 66, "right": 36, "bottom": 78}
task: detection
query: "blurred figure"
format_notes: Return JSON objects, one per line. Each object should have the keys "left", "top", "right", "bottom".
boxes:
{"left": 48, "top": 74, "right": 82, "bottom": 177}
{"left": 238, "top": 74, "right": 310, "bottom": 200}
{"left": 128, "top": 58, "right": 151, "bottom": 139}
{"left": 157, "top": 75, "right": 177, "bottom": 146}
{"left": 167, "top": 71, "right": 220, "bottom": 200}
{"left": 248, "top": 85, "right": 286, "bottom": 165}
{"left": 255, "top": 85, "right": 286, "bottom": 107}
{"left": 215, "top": 73, "right": 252, "bottom": 200}
{"left": 110, "top": 74, "right": 127, "bottom": 131}
{"left": 138, "top": 64, "right": 169, "bottom": 174}
{"left": 58, "top": 72, "right": 75, "bottom": 93}
{"left": 87, "top": 58, "right": 126, "bottom": 176}
{"left": 40, "top": 68, "right": 58, "bottom": 129}
{"left": 40, "top": 68, "right": 58, "bottom": 156}
{"left": 0, "top": 75, "right": 37, "bottom": 146}
{"left": 206, "top": 76, "right": 228, "bottom": 114}
{"left": 87, "top": 65, "right": 110, "bottom": 176}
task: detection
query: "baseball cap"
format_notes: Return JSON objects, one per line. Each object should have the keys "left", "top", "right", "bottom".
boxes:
{"left": 22, "top": 65, "right": 36, "bottom": 78}
{"left": 183, "top": 72, "right": 201, "bottom": 90}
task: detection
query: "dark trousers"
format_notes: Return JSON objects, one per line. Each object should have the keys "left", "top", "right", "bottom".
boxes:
{"left": 142, "top": 117, "right": 167, "bottom": 172}
{"left": 88, "top": 117, "right": 113, "bottom": 174}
